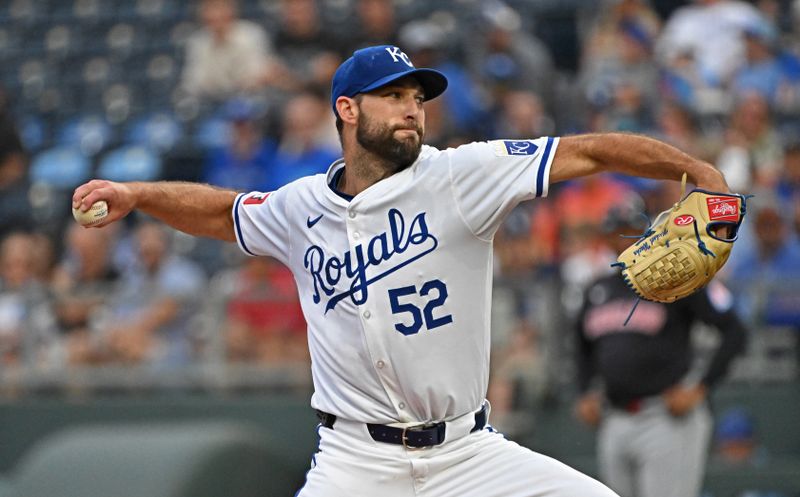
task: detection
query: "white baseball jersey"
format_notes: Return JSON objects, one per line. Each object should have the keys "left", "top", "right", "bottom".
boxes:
{"left": 233, "top": 137, "right": 559, "bottom": 425}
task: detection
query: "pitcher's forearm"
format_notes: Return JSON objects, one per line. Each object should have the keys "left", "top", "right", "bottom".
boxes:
{"left": 73, "top": 179, "right": 238, "bottom": 241}
{"left": 131, "top": 182, "right": 238, "bottom": 241}
{"left": 552, "top": 133, "right": 728, "bottom": 192}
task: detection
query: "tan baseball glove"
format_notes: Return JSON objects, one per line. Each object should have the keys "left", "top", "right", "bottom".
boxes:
{"left": 614, "top": 174, "right": 749, "bottom": 303}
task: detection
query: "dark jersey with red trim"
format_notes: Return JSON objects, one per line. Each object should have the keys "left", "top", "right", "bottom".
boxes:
{"left": 575, "top": 273, "right": 747, "bottom": 407}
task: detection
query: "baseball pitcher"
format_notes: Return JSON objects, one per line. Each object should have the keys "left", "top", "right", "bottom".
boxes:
{"left": 73, "top": 45, "right": 735, "bottom": 497}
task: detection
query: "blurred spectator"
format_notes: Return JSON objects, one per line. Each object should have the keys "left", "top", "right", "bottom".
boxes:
{"left": 599, "top": 80, "right": 656, "bottom": 134}
{"left": 726, "top": 199, "right": 800, "bottom": 325}
{"left": 50, "top": 224, "right": 120, "bottom": 365}
{"left": 343, "top": 0, "right": 401, "bottom": 54}
{"left": 554, "top": 175, "right": 634, "bottom": 250}
{"left": 494, "top": 204, "right": 555, "bottom": 278}
{"left": 218, "top": 256, "right": 307, "bottom": 364}
{"left": 181, "top": 0, "right": 285, "bottom": 101}
{"left": 101, "top": 222, "right": 206, "bottom": 368}
{"left": 580, "top": 0, "right": 661, "bottom": 71}
{"left": 657, "top": 0, "right": 768, "bottom": 88}
{"left": 712, "top": 407, "right": 769, "bottom": 467}
{"left": 487, "top": 321, "right": 548, "bottom": 435}
{"left": 716, "top": 93, "right": 784, "bottom": 192}
{"left": 776, "top": 139, "right": 800, "bottom": 209}
{"left": 0, "top": 233, "right": 55, "bottom": 368}
{"left": 272, "top": 0, "right": 343, "bottom": 85}
{"left": 641, "top": 176, "right": 686, "bottom": 216}
{"left": 731, "top": 21, "right": 800, "bottom": 109}
{"left": 495, "top": 90, "right": 554, "bottom": 139}
{"left": 466, "top": 1, "right": 555, "bottom": 111}
{"left": 202, "top": 98, "right": 277, "bottom": 192}
{"left": 28, "top": 232, "right": 57, "bottom": 284}
{"left": 0, "top": 97, "right": 32, "bottom": 239}
{"left": 557, "top": 187, "right": 638, "bottom": 315}
{"left": 581, "top": 13, "right": 660, "bottom": 121}
{"left": 399, "top": 19, "right": 492, "bottom": 138}
{"left": 653, "top": 103, "right": 720, "bottom": 162}
{"left": 266, "top": 91, "right": 339, "bottom": 190}
{"left": 658, "top": 40, "right": 722, "bottom": 114}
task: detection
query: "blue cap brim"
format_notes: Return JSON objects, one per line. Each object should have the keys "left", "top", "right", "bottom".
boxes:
{"left": 360, "top": 68, "right": 448, "bottom": 101}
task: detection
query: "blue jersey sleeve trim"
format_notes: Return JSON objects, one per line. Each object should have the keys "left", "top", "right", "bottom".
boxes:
{"left": 536, "top": 136, "right": 554, "bottom": 198}
{"left": 233, "top": 193, "right": 256, "bottom": 256}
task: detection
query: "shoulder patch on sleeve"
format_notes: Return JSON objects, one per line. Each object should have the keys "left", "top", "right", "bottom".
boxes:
{"left": 707, "top": 280, "right": 734, "bottom": 312}
{"left": 242, "top": 192, "right": 271, "bottom": 205}
{"left": 492, "top": 140, "right": 539, "bottom": 156}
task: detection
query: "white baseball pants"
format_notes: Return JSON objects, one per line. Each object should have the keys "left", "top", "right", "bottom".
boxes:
{"left": 296, "top": 409, "right": 618, "bottom": 497}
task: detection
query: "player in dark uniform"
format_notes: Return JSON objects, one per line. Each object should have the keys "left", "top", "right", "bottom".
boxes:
{"left": 573, "top": 199, "right": 748, "bottom": 497}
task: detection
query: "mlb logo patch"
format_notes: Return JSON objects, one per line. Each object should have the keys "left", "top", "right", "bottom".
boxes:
{"left": 243, "top": 192, "right": 271, "bottom": 205}
{"left": 496, "top": 140, "right": 538, "bottom": 156}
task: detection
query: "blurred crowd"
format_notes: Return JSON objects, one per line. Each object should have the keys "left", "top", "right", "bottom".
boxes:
{"left": 0, "top": 0, "right": 799, "bottom": 415}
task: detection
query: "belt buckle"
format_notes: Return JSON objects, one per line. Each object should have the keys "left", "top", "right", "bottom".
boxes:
{"left": 401, "top": 426, "right": 411, "bottom": 449}
{"left": 401, "top": 423, "right": 436, "bottom": 450}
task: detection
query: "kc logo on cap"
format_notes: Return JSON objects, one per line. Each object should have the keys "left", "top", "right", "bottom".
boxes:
{"left": 384, "top": 46, "right": 414, "bottom": 67}
{"left": 331, "top": 45, "right": 448, "bottom": 116}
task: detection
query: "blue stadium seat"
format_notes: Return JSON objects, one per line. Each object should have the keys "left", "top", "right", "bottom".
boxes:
{"left": 0, "top": 27, "right": 22, "bottom": 62}
{"left": 16, "top": 57, "right": 48, "bottom": 89}
{"left": 125, "top": 112, "right": 184, "bottom": 152}
{"left": 105, "top": 22, "right": 143, "bottom": 60}
{"left": 57, "top": 115, "right": 114, "bottom": 156}
{"left": 7, "top": 0, "right": 42, "bottom": 26}
{"left": 193, "top": 115, "right": 232, "bottom": 149}
{"left": 169, "top": 21, "right": 196, "bottom": 52}
{"left": 79, "top": 56, "right": 111, "bottom": 86}
{"left": 68, "top": 0, "right": 106, "bottom": 24}
{"left": 44, "top": 24, "right": 77, "bottom": 59}
{"left": 19, "top": 115, "right": 48, "bottom": 152}
{"left": 29, "top": 146, "right": 91, "bottom": 188}
{"left": 97, "top": 145, "right": 162, "bottom": 182}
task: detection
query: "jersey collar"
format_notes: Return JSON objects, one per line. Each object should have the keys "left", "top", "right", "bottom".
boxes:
{"left": 322, "top": 146, "right": 435, "bottom": 207}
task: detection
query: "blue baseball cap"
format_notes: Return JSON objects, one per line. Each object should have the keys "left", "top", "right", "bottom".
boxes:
{"left": 331, "top": 45, "right": 448, "bottom": 117}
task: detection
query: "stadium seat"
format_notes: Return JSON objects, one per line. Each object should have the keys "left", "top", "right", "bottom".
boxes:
{"left": 0, "top": 27, "right": 21, "bottom": 61}
{"left": 105, "top": 22, "right": 140, "bottom": 59}
{"left": 102, "top": 83, "right": 136, "bottom": 124}
{"left": 169, "top": 20, "right": 196, "bottom": 51}
{"left": 193, "top": 115, "right": 232, "bottom": 149}
{"left": 81, "top": 56, "right": 111, "bottom": 86}
{"left": 16, "top": 58, "right": 47, "bottom": 91}
{"left": 145, "top": 53, "right": 176, "bottom": 82}
{"left": 8, "top": 422, "right": 278, "bottom": 497}
{"left": 125, "top": 112, "right": 184, "bottom": 152}
{"left": 70, "top": 0, "right": 103, "bottom": 23}
{"left": 7, "top": 0, "right": 40, "bottom": 26}
{"left": 29, "top": 146, "right": 91, "bottom": 188}
{"left": 18, "top": 115, "right": 47, "bottom": 152}
{"left": 96, "top": 145, "right": 162, "bottom": 182}
{"left": 44, "top": 24, "right": 76, "bottom": 59}
{"left": 57, "top": 114, "right": 114, "bottom": 156}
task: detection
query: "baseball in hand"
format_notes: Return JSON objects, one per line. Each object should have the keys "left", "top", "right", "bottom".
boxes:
{"left": 72, "top": 200, "right": 108, "bottom": 227}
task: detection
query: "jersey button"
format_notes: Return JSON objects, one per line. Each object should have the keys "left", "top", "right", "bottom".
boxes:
{"left": 363, "top": 310, "right": 371, "bottom": 319}
{"left": 376, "top": 360, "right": 385, "bottom": 369}
{"left": 348, "top": 211, "right": 356, "bottom": 219}
{"left": 398, "top": 402, "right": 406, "bottom": 410}
{"left": 353, "top": 232, "right": 360, "bottom": 239}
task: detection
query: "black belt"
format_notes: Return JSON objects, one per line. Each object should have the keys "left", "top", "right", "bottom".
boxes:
{"left": 316, "top": 403, "right": 488, "bottom": 449}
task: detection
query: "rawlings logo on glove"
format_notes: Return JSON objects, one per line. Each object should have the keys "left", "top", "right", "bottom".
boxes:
{"left": 613, "top": 174, "right": 749, "bottom": 304}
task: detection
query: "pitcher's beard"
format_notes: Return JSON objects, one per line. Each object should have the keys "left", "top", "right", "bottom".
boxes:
{"left": 356, "top": 112, "right": 423, "bottom": 173}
